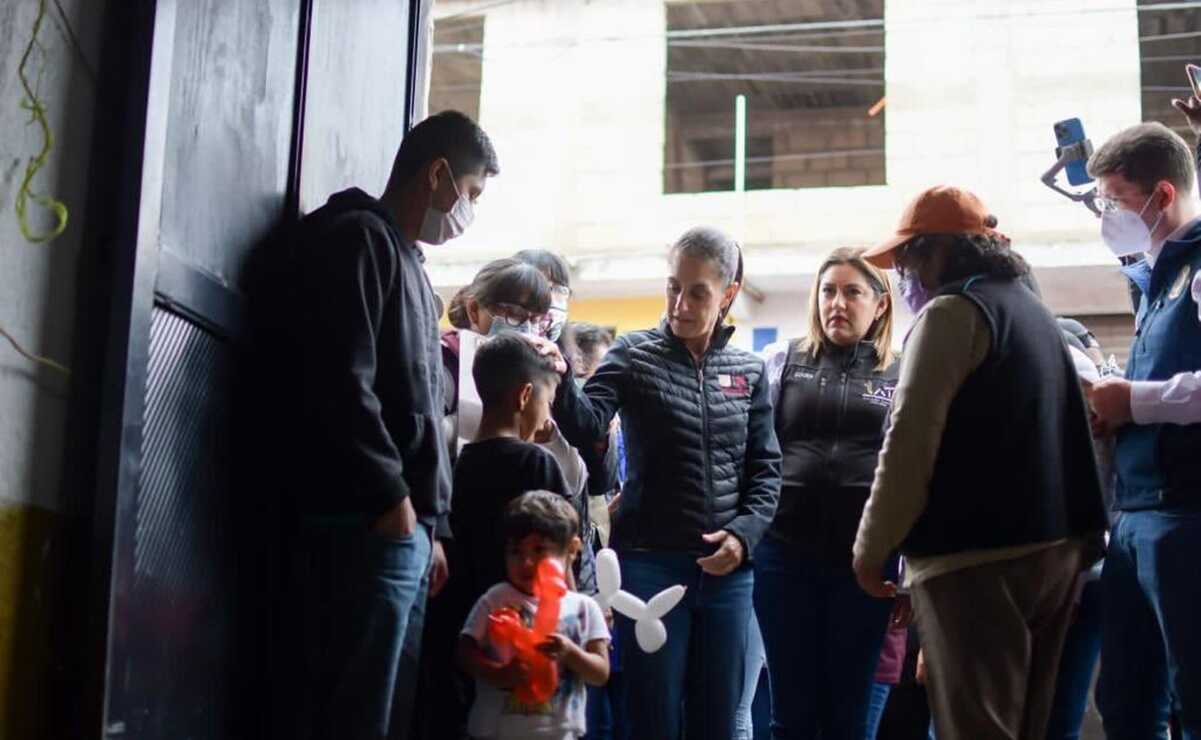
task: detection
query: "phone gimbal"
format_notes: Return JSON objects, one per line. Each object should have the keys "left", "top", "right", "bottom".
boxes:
{"left": 1041, "top": 139, "right": 1101, "bottom": 217}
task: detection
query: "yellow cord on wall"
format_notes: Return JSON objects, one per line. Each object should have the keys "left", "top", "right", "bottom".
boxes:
{"left": 15, "top": 0, "right": 69, "bottom": 244}
{"left": 1, "top": 0, "right": 72, "bottom": 377}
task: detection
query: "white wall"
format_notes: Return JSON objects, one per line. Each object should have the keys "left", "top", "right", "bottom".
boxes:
{"left": 0, "top": 0, "right": 104, "bottom": 514}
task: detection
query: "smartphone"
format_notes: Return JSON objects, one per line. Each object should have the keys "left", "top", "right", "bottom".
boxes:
{"left": 1188, "top": 64, "right": 1201, "bottom": 101}
{"left": 1053, "top": 118, "right": 1093, "bottom": 187}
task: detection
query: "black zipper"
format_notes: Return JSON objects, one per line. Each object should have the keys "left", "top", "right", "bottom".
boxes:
{"left": 831, "top": 370, "right": 848, "bottom": 482}
{"left": 829, "top": 345, "right": 857, "bottom": 482}
{"left": 692, "top": 353, "right": 713, "bottom": 532}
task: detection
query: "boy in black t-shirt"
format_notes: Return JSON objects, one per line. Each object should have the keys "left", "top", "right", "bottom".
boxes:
{"left": 452, "top": 333, "right": 571, "bottom": 601}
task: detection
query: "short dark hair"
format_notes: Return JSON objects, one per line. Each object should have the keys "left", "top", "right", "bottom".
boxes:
{"left": 472, "top": 332, "right": 561, "bottom": 409}
{"left": 503, "top": 490, "right": 579, "bottom": 550}
{"left": 669, "top": 226, "right": 742, "bottom": 287}
{"left": 389, "top": 110, "right": 499, "bottom": 185}
{"left": 1087, "top": 122, "right": 1195, "bottom": 195}
{"left": 468, "top": 258, "right": 553, "bottom": 316}
{"left": 570, "top": 321, "right": 613, "bottom": 359}
{"left": 514, "top": 249, "right": 572, "bottom": 289}
{"left": 446, "top": 285, "right": 472, "bottom": 329}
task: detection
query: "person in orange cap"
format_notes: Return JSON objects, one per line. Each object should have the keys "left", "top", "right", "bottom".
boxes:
{"left": 850, "top": 186, "right": 1108, "bottom": 739}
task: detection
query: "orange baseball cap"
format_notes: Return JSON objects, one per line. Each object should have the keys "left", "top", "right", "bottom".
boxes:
{"left": 862, "top": 186, "right": 1003, "bottom": 268}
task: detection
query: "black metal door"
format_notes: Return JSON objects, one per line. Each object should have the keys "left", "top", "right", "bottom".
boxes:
{"left": 72, "top": 1, "right": 424, "bottom": 736}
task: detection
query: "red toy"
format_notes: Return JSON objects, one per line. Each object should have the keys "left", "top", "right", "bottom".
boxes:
{"left": 487, "top": 558, "right": 569, "bottom": 705}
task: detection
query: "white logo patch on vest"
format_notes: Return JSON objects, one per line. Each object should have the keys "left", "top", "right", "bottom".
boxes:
{"left": 862, "top": 380, "right": 895, "bottom": 407}
{"left": 1169, "top": 264, "right": 1192, "bottom": 301}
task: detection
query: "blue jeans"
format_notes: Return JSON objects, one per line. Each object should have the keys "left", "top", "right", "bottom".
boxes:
{"left": 304, "top": 522, "right": 432, "bottom": 740}
{"left": 754, "top": 536, "right": 895, "bottom": 740}
{"left": 616, "top": 550, "right": 754, "bottom": 740}
{"left": 585, "top": 671, "right": 625, "bottom": 740}
{"left": 1098, "top": 509, "right": 1201, "bottom": 740}
{"left": 586, "top": 612, "right": 625, "bottom": 740}
{"left": 1045, "top": 578, "right": 1102, "bottom": 740}
{"left": 735, "top": 613, "right": 770, "bottom": 740}
{"left": 864, "top": 683, "right": 891, "bottom": 740}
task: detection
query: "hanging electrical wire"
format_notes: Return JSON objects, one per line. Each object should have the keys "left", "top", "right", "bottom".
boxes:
{"left": 15, "top": 0, "right": 69, "bottom": 244}
{"left": 4, "top": 0, "right": 74, "bottom": 376}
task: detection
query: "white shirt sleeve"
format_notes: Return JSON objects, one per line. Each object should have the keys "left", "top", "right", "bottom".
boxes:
{"left": 1129, "top": 271, "right": 1201, "bottom": 426}
{"left": 541, "top": 422, "right": 588, "bottom": 499}
{"left": 580, "top": 594, "right": 611, "bottom": 646}
{"left": 462, "top": 586, "right": 501, "bottom": 643}
{"left": 759, "top": 339, "right": 790, "bottom": 408}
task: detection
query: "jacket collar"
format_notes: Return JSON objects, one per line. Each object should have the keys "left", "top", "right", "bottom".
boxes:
{"left": 1124, "top": 220, "right": 1201, "bottom": 300}
{"left": 659, "top": 318, "right": 737, "bottom": 354}
{"left": 821, "top": 339, "right": 877, "bottom": 368}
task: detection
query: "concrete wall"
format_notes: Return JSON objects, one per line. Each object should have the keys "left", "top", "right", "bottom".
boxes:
{"left": 665, "top": 106, "right": 887, "bottom": 193}
{"left": 0, "top": 0, "right": 104, "bottom": 734}
{"left": 424, "top": 0, "right": 1145, "bottom": 328}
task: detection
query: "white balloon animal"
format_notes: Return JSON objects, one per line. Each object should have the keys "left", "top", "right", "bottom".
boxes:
{"left": 594, "top": 548, "right": 686, "bottom": 653}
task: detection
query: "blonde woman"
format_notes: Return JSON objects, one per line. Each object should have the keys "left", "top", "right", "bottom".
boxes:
{"left": 756, "top": 247, "right": 906, "bottom": 739}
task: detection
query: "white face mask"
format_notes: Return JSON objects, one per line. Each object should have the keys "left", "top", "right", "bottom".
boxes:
{"left": 546, "top": 289, "right": 569, "bottom": 342}
{"left": 1101, "top": 192, "right": 1163, "bottom": 258}
{"left": 487, "top": 318, "right": 539, "bottom": 337}
{"left": 418, "top": 164, "right": 475, "bottom": 245}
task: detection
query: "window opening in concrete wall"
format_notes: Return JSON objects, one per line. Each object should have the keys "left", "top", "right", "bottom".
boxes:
{"left": 429, "top": 14, "right": 483, "bottom": 120}
{"left": 1138, "top": 0, "right": 1201, "bottom": 137}
{"left": 664, "top": 0, "right": 886, "bottom": 194}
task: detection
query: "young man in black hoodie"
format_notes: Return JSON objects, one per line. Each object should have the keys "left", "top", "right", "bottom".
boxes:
{"left": 292, "top": 110, "right": 498, "bottom": 740}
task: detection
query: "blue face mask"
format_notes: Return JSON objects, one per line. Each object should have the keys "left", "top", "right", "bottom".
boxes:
{"left": 898, "top": 272, "right": 932, "bottom": 314}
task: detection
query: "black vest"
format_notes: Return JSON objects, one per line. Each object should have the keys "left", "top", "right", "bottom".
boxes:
{"left": 771, "top": 341, "right": 898, "bottom": 558}
{"left": 901, "top": 277, "right": 1108, "bottom": 557}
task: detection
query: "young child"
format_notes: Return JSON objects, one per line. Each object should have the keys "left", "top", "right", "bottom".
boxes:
{"left": 458, "top": 491, "right": 611, "bottom": 740}
{"left": 452, "top": 332, "right": 571, "bottom": 600}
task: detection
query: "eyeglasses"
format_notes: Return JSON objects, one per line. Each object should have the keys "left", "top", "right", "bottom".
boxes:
{"left": 1093, "top": 195, "right": 1121, "bottom": 214}
{"left": 550, "top": 284, "right": 572, "bottom": 302}
{"left": 489, "top": 302, "right": 553, "bottom": 334}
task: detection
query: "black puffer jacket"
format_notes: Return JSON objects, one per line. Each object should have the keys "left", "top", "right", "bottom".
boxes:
{"left": 553, "top": 320, "right": 782, "bottom": 557}
{"left": 768, "top": 340, "right": 898, "bottom": 560}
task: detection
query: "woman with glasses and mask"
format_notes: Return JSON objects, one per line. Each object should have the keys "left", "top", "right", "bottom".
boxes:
{"left": 514, "top": 249, "right": 573, "bottom": 345}
{"left": 442, "top": 258, "right": 554, "bottom": 453}
{"left": 756, "top": 247, "right": 906, "bottom": 740}
{"left": 551, "top": 226, "right": 782, "bottom": 740}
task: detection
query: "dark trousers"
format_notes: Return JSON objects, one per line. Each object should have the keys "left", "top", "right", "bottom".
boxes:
{"left": 300, "top": 522, "right": 432, "bottom": 740}
{"left": 584, "top": 671, "right": 626, "bottom": 740}
{"left": 410, "top": 537, "right": 474, "bottom": 740}
{"left": 911, "top": 540, "right": 1085, "bottom": 740}
{"left": 616, "top": 550, "right": 754, "bottom": 740}
{"left": 753, "top": 535, "right": 895, "bottom": 740}
{"left": 1098, "top": 509, "right": 1201, "bottom": 740}
{"left": 1045, "top": 578, "right": 1102, "bottom": 740}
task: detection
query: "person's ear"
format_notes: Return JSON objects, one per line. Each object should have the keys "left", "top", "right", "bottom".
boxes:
{"left": 426, "top": 157, "right": 448, "bottom": 194}
{"left": 1159, "top": 180, "right": 1178, "bottom": 211}
{"left": 722, "top": 281, "right": 741, "bottom": 312}
{"left": 516, "top": 382, "right": 534, "bottom": 412}
{"left": 874, "top": 291, "right": 889, "bottom": 322}
{"left": 566, "top": 536, "right": 582, "bottom": 561}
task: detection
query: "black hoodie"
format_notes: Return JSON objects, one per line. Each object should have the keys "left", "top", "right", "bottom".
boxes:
{"left": 291, "top": 188, "right": 451, "bottom": 532}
